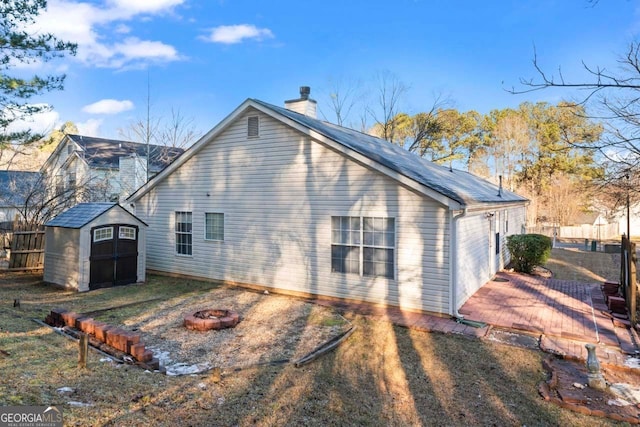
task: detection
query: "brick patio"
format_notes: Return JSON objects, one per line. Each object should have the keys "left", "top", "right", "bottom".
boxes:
{"left": 314, "top": 271, "right": 640, "bottom": 368}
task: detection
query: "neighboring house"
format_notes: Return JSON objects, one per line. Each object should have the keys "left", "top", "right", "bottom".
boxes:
{"left": 613, "top": 203, "right": 640, "bottom": 238}
{"left": 128, "top": 88, "right": 528, "bottom": 317}
{"left": 0, "top": 170, "right": 41, "bottom": 223}
{"left": 41, "top": 134, "right": 184, "bottom": 204}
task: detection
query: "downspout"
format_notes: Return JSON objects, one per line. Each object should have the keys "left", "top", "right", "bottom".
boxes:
{"left": 450, "top": 207, "right": 468, "bottom": 319}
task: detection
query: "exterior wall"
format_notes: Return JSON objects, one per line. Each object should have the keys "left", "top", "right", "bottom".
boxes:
{"left": 119, "top": 156, "right": 147, "bottom": 202}
{"left": 456, "top": 205, "right": 527, "bottom": 309}
{"left": 43, "top": 227, "right": 81, "bottom": 289}
{"left": 135, "top": 110, "right": 451, "bottom": 314}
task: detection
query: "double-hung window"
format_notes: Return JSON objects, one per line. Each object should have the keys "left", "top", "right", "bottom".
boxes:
{"left": 331, "top": 216, "right": 395, "bottom": 279}
{"left": 205, "top": 213, "right": 224, "bottom": 241}
{"left": 175, "top": 211, "right": 192, "bottom": 255}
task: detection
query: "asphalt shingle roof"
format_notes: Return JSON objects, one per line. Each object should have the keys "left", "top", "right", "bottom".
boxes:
{"left": 67, "top": 134, "right": 184, "bottom": 173}
{"left": 252, "top": 99, "right": 527, "bottom": 206}
{"left": 45, "top": 203, "right": 117, "bottom": 228}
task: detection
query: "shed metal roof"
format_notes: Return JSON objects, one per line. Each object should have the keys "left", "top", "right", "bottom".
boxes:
{"left": 252, "top": 99, "right": 527, "bottom": 207}
{"left": 45, "top": 203, "right": 146, "bottom": 229}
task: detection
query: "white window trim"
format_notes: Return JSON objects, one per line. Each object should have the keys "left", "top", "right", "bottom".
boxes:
{"left": 204, "top": 212, "right": 224, "bottom": 242}
{"left": 331, "top": 216, "right": 396, "bottom": 280}
{"left": 175, "top": 211, "right": 193, "bottom": 257}
{"left": 119, "top": 226, "right": 136, "bottom": 240}
{"left": 94, "top": 227, "right": 113, "bottom": 242}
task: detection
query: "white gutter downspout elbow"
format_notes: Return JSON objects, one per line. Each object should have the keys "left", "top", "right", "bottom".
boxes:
{"left": 450, "top": 207, "right": 468, "bottom": 319}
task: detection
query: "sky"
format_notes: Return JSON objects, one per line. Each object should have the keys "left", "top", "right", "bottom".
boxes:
{"left": 10, "top": 0, "right": 640, "bottom": 143}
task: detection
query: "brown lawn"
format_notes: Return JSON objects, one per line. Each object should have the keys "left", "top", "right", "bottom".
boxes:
{"left": 0, "top": 265, "right": 623, "bottom": 426}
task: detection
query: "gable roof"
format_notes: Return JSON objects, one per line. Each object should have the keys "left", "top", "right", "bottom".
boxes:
{"left": 0, "top": 171, "right": 41, "bottom": 206}
{"left": 45, "top": 202, "right": 147, "bottom": 229}
{"left": 66, "top": 134, "right": 184, "bottom": 173}
{"left": 129, "top": 98, "right": 528, "bottom": 209}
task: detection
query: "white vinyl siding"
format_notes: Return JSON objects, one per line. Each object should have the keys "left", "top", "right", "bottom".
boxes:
{"left": 137, "top": 111, "right": 452, "bottom": 314}
{"left": 456, "top": 206, "right": 527, "bottom": 309}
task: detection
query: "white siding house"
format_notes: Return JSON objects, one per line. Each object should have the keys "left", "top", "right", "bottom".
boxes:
{"left": 41, "top": 134, "right": 184, "bottom": 204}
{"left": 129, "top": 89, "right": 528, "bottom": 316}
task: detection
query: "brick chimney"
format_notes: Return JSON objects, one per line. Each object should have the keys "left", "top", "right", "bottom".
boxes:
{"left": 284, "top": 86, "right": 317, "bottom": 118}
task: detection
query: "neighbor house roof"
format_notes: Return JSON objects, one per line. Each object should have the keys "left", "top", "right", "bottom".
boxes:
{"left": 0, "top": 171, "right": 41, "bottom": 206}
{"left": 129, "top": 98, "right": 528, "bottom": 209}
{"left": 45, "top": 202, "right": 147, "bottom": 229}
{"left": 65, "top": 134, "right": 184, "bottom": 173}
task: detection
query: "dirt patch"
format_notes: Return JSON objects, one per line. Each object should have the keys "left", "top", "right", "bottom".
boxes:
{"left": 541, "top": 356, "right": 640, "bottom": 423}
{"left": 116, "top": 287, "right": 351, "bottom": 375}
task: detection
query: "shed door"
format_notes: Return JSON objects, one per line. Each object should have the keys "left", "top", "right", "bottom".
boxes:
{"left": 89, "top": 225, "right": 138, "bottom": 290}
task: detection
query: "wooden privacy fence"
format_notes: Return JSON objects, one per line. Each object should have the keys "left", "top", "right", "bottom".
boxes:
{"left": 620, "top": 235, "right": 637, "bottom": 324}
{"left": 8, "top": 225, "right": 45, "bottom": 270}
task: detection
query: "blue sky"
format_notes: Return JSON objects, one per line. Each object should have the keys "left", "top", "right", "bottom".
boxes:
{"left": 13, "top": 0, "right": 640, "bottom": 142}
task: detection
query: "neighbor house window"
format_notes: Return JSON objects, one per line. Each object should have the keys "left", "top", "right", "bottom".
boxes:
{"left": 67, "top": 172, "right": 76, "bottom": 189}
{"left": 119, "top": 226, "right": 136, "bottom": 240}
{"left": 247, "top": 116, "right": 259, "bottom": 138}
{"left": 94, "top": 227, "right": 113, "bottom": 242}
{"left": 205, "top": 213, "right": 224, "bottom": 241}
{"left": 55, "top": 174, "right": 64, "bottom": 195}
{"left": 175, "top": 211, "right": 192, "bottom": 255}
{"left": 331, "top": 216, "right": 395, "bottom": 279}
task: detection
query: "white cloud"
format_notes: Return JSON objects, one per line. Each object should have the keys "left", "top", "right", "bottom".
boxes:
{"left": 106, "top": 0, "right": 185, "bottom": 15}
{"left": 31, "top": 0, "right": 184, "bottom": 69}
{"left": 6, "top": 105, "right": 60, "bottom": 136}
{"left": 77, "top": 118, "right": 103, "bottom": 136}
{"left": 202, "top": 24, "right": 274, "bottom": 44}
{"left": 82, "top": 99, "right": 134, "bottom": 115}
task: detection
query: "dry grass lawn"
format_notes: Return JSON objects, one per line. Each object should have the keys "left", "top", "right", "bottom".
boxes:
{"left": 0, "top": 269, "right": 624, "bottom": 426}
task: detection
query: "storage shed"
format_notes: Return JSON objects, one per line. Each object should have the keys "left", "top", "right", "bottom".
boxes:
{"left": 44, "top": 203, "right": 147, "bottom": 291}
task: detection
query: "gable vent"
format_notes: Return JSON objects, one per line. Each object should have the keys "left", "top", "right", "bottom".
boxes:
{"left": 247, "top": 116, "right": 259, "bottom": 138}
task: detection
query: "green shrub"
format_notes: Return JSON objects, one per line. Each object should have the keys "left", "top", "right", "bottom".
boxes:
{"left": 506, "top": 234, "right": 552, "bottom": 274}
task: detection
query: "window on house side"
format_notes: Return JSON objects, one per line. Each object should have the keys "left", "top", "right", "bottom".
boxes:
{"left": 331, "top": 216, "right": 395, "bottom": 279}
{"left": 205, "top": 213, "right": 224, "bottom": 241}
{"left": 175, "top": 211, "right": 192, "bottom": 255}
{"left": 247, "top": 116, "right": 259, "bottom": 138}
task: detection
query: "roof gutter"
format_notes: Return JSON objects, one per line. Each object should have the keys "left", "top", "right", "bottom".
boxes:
{"left": 450, "top": 207, "right": 468, "bottom": 319}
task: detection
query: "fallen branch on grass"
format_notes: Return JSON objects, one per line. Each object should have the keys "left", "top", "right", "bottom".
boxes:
{"left": 81, "top": 298, "right": 163, "bottom": 316}
{"left": 293, "top": 326, "right": 356, "bottom": 367}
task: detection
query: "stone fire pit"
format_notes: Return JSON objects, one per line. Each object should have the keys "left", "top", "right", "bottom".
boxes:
{"left": 184, "top": 309, "right": 240, "bottom": 331}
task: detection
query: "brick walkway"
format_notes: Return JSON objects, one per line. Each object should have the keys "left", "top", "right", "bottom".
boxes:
{"left": 314, "top": 271, "right": 640, "bottom": 368}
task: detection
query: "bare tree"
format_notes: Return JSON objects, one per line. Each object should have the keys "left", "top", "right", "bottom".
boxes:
{"left": 1, "top": 169, "right": 109, "bottom": 228}
{"left": 320, "top": 76, "right": 365, "bottom": 127}
{"left": 511, "top": 40, "right": 640, "bottom": 204}
{"left": 368, "top": 71, "right": 408, "bottom": 142}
